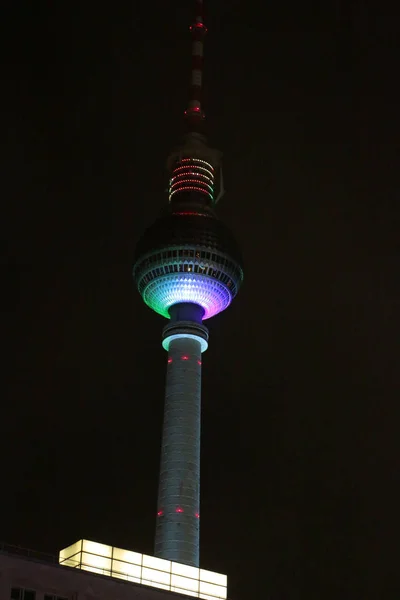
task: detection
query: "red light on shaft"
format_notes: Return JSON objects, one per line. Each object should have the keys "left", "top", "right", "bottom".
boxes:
{"left": 176, "top": 507, "right": 184, "bottom": 513}
{"left": 157, "top": 510, "right": 164, "bottom": 517}
{"left": 168, "top": 357, "right": 173, "bottom": 364}
{"left": 181, "top": 355, "right": 189, "bottom": 361}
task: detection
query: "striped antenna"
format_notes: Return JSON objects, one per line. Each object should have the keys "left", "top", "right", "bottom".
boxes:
{"left": 184, "top": 0, "right": 207, "bottom": 128}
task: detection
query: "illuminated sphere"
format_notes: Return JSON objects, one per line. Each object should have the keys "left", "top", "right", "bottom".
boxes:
{"left": 133, "top": 204, "right": 243, "bottom": 320}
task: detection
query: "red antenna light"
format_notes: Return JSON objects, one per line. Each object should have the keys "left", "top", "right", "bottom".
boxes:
{"left": 190, "top": 22, "right": 207, "bottom": 32}
{"left": 176, "top": 507, "right": 184, "bottom": 513}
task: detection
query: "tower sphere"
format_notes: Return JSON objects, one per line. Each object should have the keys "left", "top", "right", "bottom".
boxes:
{"left": 133, "top": 200, "right": 243, "bottom": 320}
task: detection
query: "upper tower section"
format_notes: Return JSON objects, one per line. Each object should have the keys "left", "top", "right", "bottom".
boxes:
{"left": 184, "top": 0, "right": 207, "bottom": 130}
{"left": 133, "top": 1, "right": 243, "bottom": 320}
{"left": 167, "top": 0, "right": 222, "bottom": 211}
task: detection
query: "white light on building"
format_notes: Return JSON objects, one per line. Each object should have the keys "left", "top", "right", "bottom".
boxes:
{"left": 59, "top": 540, "right": 227, "bottom": 600}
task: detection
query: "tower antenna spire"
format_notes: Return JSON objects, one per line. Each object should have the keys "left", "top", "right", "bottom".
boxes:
{"left": 184, "top": 0, "right": 207, "bottom": 130}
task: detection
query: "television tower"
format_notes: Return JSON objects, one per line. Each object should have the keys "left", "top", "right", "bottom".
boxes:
{"left": 133, "top": 0, "right": 243, "bottom": 568}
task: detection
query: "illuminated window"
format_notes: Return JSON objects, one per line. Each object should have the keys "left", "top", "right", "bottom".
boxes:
{"left": 59, "top": 539, "right": 228, "bottom": 599}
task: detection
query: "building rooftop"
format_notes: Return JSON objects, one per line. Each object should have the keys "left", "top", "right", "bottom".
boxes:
{"left": 59, "top": 539, "right": 227, "bottom": 600}
{"left": 0, "top": 540, "right": 228, "bottom": 600}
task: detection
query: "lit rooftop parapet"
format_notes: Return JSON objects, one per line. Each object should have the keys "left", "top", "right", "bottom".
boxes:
{"left": 59, "top": 540, "right": 227, "bottom": 600}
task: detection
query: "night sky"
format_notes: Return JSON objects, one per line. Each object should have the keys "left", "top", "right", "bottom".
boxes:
{"left": 2, "top": 1, "right": 399, "bottom": 598}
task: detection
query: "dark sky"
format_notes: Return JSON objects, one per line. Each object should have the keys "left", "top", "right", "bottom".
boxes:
{"left": 2, "top": 1, "right": 399, "bottom": 598}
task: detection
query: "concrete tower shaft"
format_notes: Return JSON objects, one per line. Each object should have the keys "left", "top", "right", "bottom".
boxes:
{"left": 155, "top": 336, "right": 202, "bottom": 566}
{"left": 155, "top": 304, "right": 209, "bottom": 566}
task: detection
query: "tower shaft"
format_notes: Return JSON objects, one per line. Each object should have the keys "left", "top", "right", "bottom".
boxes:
{"left": 155, "top": 336, "right": 202, "bottom": 566}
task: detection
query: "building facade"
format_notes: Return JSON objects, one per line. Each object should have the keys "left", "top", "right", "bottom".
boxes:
{"left": 0, "top": 546, "right": 197, "bottom": 600}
